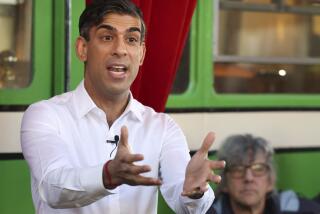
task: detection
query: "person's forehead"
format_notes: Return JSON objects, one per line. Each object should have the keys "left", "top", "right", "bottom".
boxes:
{"left": 230, "top": 150, "right": 267, "bottom": 165}
{"left": 252, "top": 152, "right": 267, "bottom": 162}
{"left": 244, "top": 151, "right": 267, "bottom": 164}
{"left": 98, "top": 13, "right": 141, "bottom": 30}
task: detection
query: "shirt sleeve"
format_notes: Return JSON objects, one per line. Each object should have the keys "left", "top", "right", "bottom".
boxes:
{"left": 159, "top": 115, "right": 215, "bottom": 214}
{"left": 20, "top": 102, "right": 114, "bottom": 208}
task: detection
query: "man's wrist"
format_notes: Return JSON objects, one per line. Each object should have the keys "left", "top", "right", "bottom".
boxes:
{"left": 103, "top": 160, "right": 118, "bottom": 189}
{"left": 187, "top": 192, "right": 204, "bottom": 199}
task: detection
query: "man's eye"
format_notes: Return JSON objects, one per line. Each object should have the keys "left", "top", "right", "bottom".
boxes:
{"left": 102, "top": 35, "right": 112, "bottom": 41}
{"left": 252, "top": 164, "right": 267, "bottom": 172}
{"left": 233, "top": 167, "right": 245, "bottom": 172}
{"left": 230, "top": 166, "right": 244, "bottom": 173}
{"left": 127, "top": 37, "right": 139, "bottom": 44}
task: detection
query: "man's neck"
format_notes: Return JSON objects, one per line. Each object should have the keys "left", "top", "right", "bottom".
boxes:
{"left": 84, "top": 82, "right": 130, "bottom": 127}
{"left": 99, "top": 94, "right": 130, "bottom": 127}
{"left": 230, "top": 199, "right": 265, "bottom": 214}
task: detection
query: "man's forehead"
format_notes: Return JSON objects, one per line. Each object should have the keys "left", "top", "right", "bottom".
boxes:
{"left": 230, "top": 150, "right": 267, "bottom": 165}
{"left": 247, "top": 151, "right": 267, "bottom": 163}
{"left": 98, "top": 13, "right": 141, "bottom": 30}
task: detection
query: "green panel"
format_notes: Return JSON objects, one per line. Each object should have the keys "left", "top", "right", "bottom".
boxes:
{"left": 1, "top": 152, "right": 319, "bottom": 213}
{"left": 204, "top": 94, "right": 320, "bottom": 109}
{"left": 166, "top": 0, "right": 320, "bottom": 109}
{"left": 70, "top": 0, "right": 86, "bottom": 90}
{"left": 0, "top": 160, "right": 34, "bottom": 214}
{"left": 275, "top": 152, "right": 320, "bottom": 198}
{"left": 0, "top": 160, "right": 188, "bottom": 214}
{"left": 0, "top": 159, "right": 174, "bottom": 214}
{"left": 53, "top": 0, "right": 66, "bottom": 95}
{"left": 0, "top": 0, "right": 53, "bottom": 105}
{"left": 158, "top": 193, "right": 175, "bottom": 214}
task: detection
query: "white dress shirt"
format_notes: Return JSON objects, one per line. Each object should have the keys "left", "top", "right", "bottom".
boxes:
{"left": 21, "top": 81, "right": 214, "bottom": 214}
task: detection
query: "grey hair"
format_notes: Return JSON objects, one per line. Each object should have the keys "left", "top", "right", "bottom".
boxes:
{"left": 216, "top": 134, "right": 276, "bottom": 195}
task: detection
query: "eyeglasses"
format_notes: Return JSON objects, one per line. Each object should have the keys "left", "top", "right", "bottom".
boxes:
{"left": 226, "top": 163, "right": 269, "bottom": 179}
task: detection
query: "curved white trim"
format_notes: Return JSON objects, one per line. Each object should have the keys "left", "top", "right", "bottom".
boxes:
{"left": 1, "top": 111, "right": 320, "bottom": 153}
{"left": 169, "top": 111, "right": 320, "bottom": 150}
{"left": 0, "top": 112, "right": 23, "bottom": 153}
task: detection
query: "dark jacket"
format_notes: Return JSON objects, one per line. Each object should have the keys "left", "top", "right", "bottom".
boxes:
{"left": 207, "top": 191, "right": 320, "bottom": 214}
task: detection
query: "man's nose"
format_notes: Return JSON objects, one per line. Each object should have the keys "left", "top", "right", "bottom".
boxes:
{"left": 244, "top": 168, "right": 254, "bottom": 181}
{"left": 112, "top": 38, "right": 128, "bottom": 56}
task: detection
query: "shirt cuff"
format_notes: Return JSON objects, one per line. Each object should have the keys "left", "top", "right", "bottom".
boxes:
{"left": 79, "top": 164, "right": 118, "bottom": 195}
{"left": 179, "top": 187, "right": 215, "bottom": 212}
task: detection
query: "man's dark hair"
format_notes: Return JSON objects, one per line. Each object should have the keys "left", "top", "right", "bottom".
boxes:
{"left": 79, "top": 0, "right": 146, "bottom": 41}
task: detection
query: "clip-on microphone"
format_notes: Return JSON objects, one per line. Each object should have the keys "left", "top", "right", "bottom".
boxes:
{"left": 106, "top": 135, "right": 120, "bottom": 157}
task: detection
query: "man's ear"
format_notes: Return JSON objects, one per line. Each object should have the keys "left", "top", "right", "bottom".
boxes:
{"left": 139, "top": 42, "right": 146, "bottom": 65}
{"left": 75, "top": 36, "right": 87, "bottom": 62}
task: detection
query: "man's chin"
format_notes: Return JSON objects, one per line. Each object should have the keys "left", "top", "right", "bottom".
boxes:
{"left": 238, "top": 197, "right": 261, "bottom": 208}
{"left": 237, "top": 193, "right": 260, "bottom": 205}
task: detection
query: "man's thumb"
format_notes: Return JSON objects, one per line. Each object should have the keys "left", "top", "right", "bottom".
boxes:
{"left": 118, "top": 126, "right": 132, "bottom": 152}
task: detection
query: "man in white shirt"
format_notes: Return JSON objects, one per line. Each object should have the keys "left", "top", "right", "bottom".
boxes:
{"left": 21, "top": 0, "right": 225, "bottom": 213}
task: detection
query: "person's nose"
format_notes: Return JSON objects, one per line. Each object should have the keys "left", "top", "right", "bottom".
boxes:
{"left": 244, "top": 168, "right": 254, "bottom": 181}
{"left": 112, "top": 38, "right": 128, "bottom": 57}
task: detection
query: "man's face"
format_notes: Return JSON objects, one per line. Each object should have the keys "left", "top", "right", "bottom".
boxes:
{"left": 77, "top": 13, "right": 146, "bottom": 98}
{"left": 224, "top": 153, "right": 274, "bottom": 209}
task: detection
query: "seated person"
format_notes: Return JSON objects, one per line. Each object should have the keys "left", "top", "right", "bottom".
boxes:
{"left": 207, "top": 134, "right": 320, "bottom": 214}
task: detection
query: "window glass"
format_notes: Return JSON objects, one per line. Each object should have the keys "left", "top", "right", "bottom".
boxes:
{"left": 217, "top": 11, "right": 320, "bottom": 58}
{"left": 170, "top": 34, "right": 190, "bottom": 94}
{"left": 285, "top": 0, "right": 320, "bottom": 6}
{"left": 0, "top": 0, "right": 32, "bottom": 89}
{"left": 215, "top": 63, "right": 320, "bottom": 93}
{"left": 214, "top": 1, "right": 320, "bottom": 94}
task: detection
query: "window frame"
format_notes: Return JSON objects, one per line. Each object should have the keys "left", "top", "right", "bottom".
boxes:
{"left": 0, "top": 0, "right": 52, "bottom": 105}
{"left": 166, "top": 0, "right": 320, "bottom": 109}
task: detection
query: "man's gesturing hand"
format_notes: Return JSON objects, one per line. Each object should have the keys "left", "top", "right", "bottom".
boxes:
{"left": 103, "top": 126, "right": 162, "bottom": 189}
{"left": 181, "top": 132, "right": 225, "bottom": 198}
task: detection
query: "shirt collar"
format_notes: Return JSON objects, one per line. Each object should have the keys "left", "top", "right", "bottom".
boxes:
{"left": 72, "top": 80, "right": 97, "bottom": 119}
{"left": 124, "top": 93, "right": 144, "bottom": 122}
{"left": 72, "top": 80, "right": 144, "bottom": 122}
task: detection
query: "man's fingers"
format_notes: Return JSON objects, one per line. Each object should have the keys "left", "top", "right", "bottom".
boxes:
{"left": 209, "top": 160, "right": 226, "bottom": 170}
{"left": 198, "top": 132, "right": 215, "bottom": 154}
{"left": 199, "top": 183, "right": 209, "bottom": 193}
{"left": 208, "top": 173, "right": 222, "bottom": 184}
{"left": 127, "top": 164, "right": 152, "bottom": 175}
{"left": 129, "top": 175, "right": 162, "bottom": 186}
{"left": 122, "top": 153, "right": 144, "bottom": 163}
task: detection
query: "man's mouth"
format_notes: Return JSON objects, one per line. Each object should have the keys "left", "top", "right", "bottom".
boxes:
{"left": 107, "top": 65, "right": 128, "bottom": 72}
{"left": 241, "top": 189, "right": 257, "bottom": 194}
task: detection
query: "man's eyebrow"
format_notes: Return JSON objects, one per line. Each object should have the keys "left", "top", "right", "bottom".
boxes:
{"left": 127, "top": 27, "right": 141, "bottom": 34}
{"left": 96, "top": 24, "right": 115, "bottom": 32}
{"left": 96, "top": 24, "right": 141, "bottom": 34}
